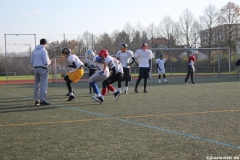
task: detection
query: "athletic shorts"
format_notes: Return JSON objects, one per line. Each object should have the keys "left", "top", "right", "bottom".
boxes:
{"left": 138, "top": 67, "right": 150, "bottom": 79}
{"left": 158, "top": 68, "right": 166, "bottom": 74}
{"left": 68, "top": 68, "right": 84, "bottom": 83}
{"left": 122, "top": 67, "right": 131, "bottom": 81}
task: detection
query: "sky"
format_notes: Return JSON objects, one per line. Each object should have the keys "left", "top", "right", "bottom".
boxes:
{"left": 0, "top": 0, "right": 240, "bottom": 53}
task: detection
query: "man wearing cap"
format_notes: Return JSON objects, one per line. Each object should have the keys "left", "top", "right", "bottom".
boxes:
{"left": 185, "top": 50, "right": 198, "bottom": 84}
{"left": 31, "top": 38, "right": 52, "bottom": 105}
{"left": 134, "top": 43, "right": 154, "bottom": 93}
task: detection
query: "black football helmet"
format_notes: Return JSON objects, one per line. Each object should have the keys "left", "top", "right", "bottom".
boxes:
{"left": 121, "top": 43, "right": 128, "bottom": 49}
{"left": 62, "top": 48, "right": 71, "bottom": 55}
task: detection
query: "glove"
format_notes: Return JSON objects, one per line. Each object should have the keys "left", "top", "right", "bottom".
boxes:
{"left": 99, "top": 71, "right": 104, "bottom": 75}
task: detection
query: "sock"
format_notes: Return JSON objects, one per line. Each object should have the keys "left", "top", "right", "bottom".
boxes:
{"left": 125, "top": 86, "right": 128, "bottom": 91}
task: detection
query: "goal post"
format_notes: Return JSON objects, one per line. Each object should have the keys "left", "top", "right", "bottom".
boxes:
{"left": 4, "top": 34, "right": 36, "bottom": 83}
{"left": 151, "top": 47, "right": 231, "bottom": 76}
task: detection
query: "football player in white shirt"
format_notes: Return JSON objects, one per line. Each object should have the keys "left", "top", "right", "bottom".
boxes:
{"left": 84, "top": 50, "right": 96, "bottom": 93}
{"left": 88, "top": 52, "right": 110, "bottom": 102}
{"left": 62, "top": 48, "right": 84, "bottom": 101}
{"left": 134, "top": 43, "right": 154, "bottom": 93}
{"left": 116, "top": 43, "right": 135, "bottom": 94}
{"left": 156, "top": 54, "right": 168, "bottom": 83}
{"left": 93, "top": 49, "right": 123, "bottom": 103}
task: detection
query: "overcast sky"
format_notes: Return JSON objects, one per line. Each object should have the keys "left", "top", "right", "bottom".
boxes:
{"left": 1, "top": 0, "right": 239, "bottom": 53}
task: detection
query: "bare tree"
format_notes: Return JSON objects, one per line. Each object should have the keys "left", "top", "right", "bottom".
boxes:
{"left": 218, "top": 2, "right": 240, "bottom": 60}
{"left": 178, "top": 9, "right": 198, "bottom": 56}
{"left": 199, "top": 4, "right": 219, "bottom": 66}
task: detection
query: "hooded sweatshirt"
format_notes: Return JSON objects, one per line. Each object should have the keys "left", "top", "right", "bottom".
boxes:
{"left": 31, "top": 45, "right": 51, "bottom": 67}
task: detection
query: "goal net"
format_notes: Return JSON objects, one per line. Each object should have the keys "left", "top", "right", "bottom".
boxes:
{"left": 151, "top": 47, "right": 231, "bottom": 76}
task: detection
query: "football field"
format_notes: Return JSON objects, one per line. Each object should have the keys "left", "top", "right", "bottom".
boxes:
{"left": 0, "top": 76, "right": 240, "bottom": 160}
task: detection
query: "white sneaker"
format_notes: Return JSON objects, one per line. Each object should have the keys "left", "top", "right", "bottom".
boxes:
{"left": 164, "top": 79, "right": 168, "bottom": 83}
{"left": 158, "top": 80, "right": 161, "bottom": 83}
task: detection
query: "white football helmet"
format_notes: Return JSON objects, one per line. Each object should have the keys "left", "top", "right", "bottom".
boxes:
{"left": 85, "top": 49, "right": 95, "bottom": 60}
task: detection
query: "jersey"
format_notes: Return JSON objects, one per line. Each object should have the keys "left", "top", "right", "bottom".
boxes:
{"left": 104, "top": 56, "right": 124, "bottom": 74}
{"left": 156, "top": 58, "right": 166, "bottom": 69}
{"left": 116, "top": 50, "right": 133, "bottom": 68}
{"left": 134, "top": 49, "right": 154, "bottom": 67}
{"left": 67, "top": 54, "right": 84, "bottom": 73}
{"left": 85, "top": 58, "right": 95, "bottom": 69}
{"left": 93, "top": 55, "right": 109, "bottom": 76}
{"left": 188, "top": 55, "right": 196, "bottom": 67}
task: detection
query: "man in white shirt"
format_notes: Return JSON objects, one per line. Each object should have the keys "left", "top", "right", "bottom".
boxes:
{"left": 134, "top": 43, "right": 154, "bottom": 93}
{"left": 116, "top": 43, "right": 135, "bottom": 94}
{"left": 156, "top": 54, "right": 168, "bottom": 83}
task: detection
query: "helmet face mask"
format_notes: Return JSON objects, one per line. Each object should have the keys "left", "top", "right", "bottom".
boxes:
{"left": 98, "top": 49, "right": 109, "bottom": 59}
{"left": 85, "top": 50, "right": 95, "bottom": 60}
{"left": 62, "top": 48, "right": 71, "bottom": 57}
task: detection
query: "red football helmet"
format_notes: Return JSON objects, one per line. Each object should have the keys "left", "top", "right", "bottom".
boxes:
{"left": 98, "top": 49, "right": 109, "bottom": 58}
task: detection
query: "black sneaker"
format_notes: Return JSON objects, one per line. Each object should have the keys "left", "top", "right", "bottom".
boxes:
{"left": 67, "top": 95, "right": 76, "bottom": 101}
{"left": 93, "top": 96, "right": 104, "bottom": 103}
{"left": 35, "top": 101, "right": 40, "bottom": 106}
{"left": 134, "top": 89, "right": 139, "bottom": 93}
{"left": 40, "top": 101, "right": 50, "bottom": 105}
{"left": 143, "top": 90, "right": 148, "bottom": 93}
{"left": 114, "top": 91, "right": 120, "bottom": 102}
{"left": 192, "top": 82, "right": 197, "bottom": 84}
{"left": 66, "top": 91, "right": 74, "bottom": 96}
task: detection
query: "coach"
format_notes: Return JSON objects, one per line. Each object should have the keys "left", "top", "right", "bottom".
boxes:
{"left": 31, "top": 38, "right": 52, "bottom": 105}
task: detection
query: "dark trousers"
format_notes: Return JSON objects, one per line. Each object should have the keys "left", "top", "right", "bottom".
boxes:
{"left": 185, "top": 65, "right": 194, "bottom": 82}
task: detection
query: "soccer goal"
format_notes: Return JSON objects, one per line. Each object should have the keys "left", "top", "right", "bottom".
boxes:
{"left": 151, "top": 47, "right": 231, "bottom": 77}
{"left": 4, "top": 34, "right": 36, "bottom": 83}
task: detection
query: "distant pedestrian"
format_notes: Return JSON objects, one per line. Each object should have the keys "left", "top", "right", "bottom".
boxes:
{"left": 156, "top": 54, "right": 168, "bottom": 83}
{"left": 236, "top": 59, "right": 240, "bottom": 78}
{"left": 185, "top": 50, "right": 198, "bottom": 84}
{"left": 31, "top": 38, "right": 52, "bottom": 105}
{"left": 116, "top": 43, "right": 135, "bottom": 94}
{"left": 62, "top": 47, "right": 84, "bottom": 101}
{"left": 134, "top": 43, "right": 154, "bottom": 93}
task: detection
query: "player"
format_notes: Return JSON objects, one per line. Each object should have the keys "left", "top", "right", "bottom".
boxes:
{"left": 88, "top": 52, "right": 110, "bottom": 102}
{"left": 62, "top": 47, "right": 84, "bottom": 101}
{"left": 185, "top": 50, "right": 198, "bottom": 84}
{"left": 134, "top": 43, "right": 154, "bottom": 93}
{"left": 236, "top": 59, "right": 240, "bottom": 78}
{"left": 156, "top": 54, "right": 168, "bottom": 83}
{"left": 93, "top": 49, "right": 123, "bottom": 103}
{"left": 84, "top": 49, "right": 96, "bottom": 93}
{"left": 116, "top": 43, "right": 135, "bottom": 94}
